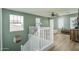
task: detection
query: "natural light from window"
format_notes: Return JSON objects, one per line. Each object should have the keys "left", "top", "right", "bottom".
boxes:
{"left": 70, "top": 17, "right": 77, "bottom": 29}
{"left": 58, "top": 17, "right": 64, "bottom": 29}
{"left": 10, "top": 14, "right": 24, "bottom": 32}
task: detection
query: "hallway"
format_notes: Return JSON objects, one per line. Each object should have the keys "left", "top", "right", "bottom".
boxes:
{"left": 49, "top": 33, "right": 79, "bottom": 51}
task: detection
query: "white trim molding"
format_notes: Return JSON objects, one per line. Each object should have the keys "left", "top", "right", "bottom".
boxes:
{"left": 0, "top": 8, "right": 2, "bottom": 51}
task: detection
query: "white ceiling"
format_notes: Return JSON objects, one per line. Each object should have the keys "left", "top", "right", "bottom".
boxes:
{"left": 7, "top": 8, "right": 78, "bottom": 17}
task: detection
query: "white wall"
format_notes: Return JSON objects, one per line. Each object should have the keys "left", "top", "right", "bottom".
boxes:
{"left": 0, "top": 8, "right": 2, "bottom": 51}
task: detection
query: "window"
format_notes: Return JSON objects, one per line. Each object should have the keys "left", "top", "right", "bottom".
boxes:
{"left": 35, "top": 17, "right": 41, "bottom": 26}
{"left": 70, "top": 17, "right": 77, "bottom": 29}
{"left": 58, "top": 17, "right": 64, "bottom": 29}
{"left": 10, "top": 14, "right": 24, "bottom": 32}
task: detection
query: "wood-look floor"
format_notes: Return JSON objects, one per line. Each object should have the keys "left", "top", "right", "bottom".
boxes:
{"left": 49, "top": 33, "right": 79, "bottom": 51}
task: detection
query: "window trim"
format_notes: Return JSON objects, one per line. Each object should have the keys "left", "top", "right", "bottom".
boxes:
{"left": 9, "top": 14, "right": 24, "bottom": 32}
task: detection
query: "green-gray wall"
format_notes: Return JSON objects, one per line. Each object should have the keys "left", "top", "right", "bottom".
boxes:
{"left": 2, "top": 9, "right": 50, "bottom": 51}
{"left": 54, "top": 13, "right": 78, "bottom": 30}
{"left": 0, "top": 8, "right": 2, "bottom": 51}
{"left": 53, "top": 17, "right": 58, "bottom": 29}
{"left": 41, "top": 18, "right": 50, "bottom": 27}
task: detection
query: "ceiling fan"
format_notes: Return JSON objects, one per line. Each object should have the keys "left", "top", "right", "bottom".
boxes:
{"left": 51, "top": 12, "right": 59, "bottom": 17}
{"left": 50, "top": 12, "right": 59, "bottom": 18}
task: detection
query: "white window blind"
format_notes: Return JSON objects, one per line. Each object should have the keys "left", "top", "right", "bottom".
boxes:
{"left": 10, "top": 14, "right": 24, "bottom": 32}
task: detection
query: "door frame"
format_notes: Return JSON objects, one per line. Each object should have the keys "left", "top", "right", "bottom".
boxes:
{"left": 50, "top": 19, "right": 54, "bottom": 43}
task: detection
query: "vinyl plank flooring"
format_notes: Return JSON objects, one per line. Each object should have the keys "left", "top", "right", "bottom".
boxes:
{"left": 49, "top": 33, "right": 79, "bottom": 51}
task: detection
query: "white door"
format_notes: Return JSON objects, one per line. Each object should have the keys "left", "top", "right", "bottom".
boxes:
{"left": 50, "top": 20, "right": 54, "bottom": 29}
{"left": 50, "top": 19, "right": 54, "bottom": 43}
{"left": 35, "top": 17, "right": 41, "bottom": 37}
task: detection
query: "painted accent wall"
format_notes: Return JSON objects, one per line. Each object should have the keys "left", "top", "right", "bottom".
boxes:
{"left": 0, "top": 8, "right": 2, "bottom": 51}
{"left": 2, "top": 9, "right": 50, "bottom": 51}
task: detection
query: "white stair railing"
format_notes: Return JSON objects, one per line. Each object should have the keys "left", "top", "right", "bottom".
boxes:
{"left": 21, "top": 26, "right": 53, "bottom": 51}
